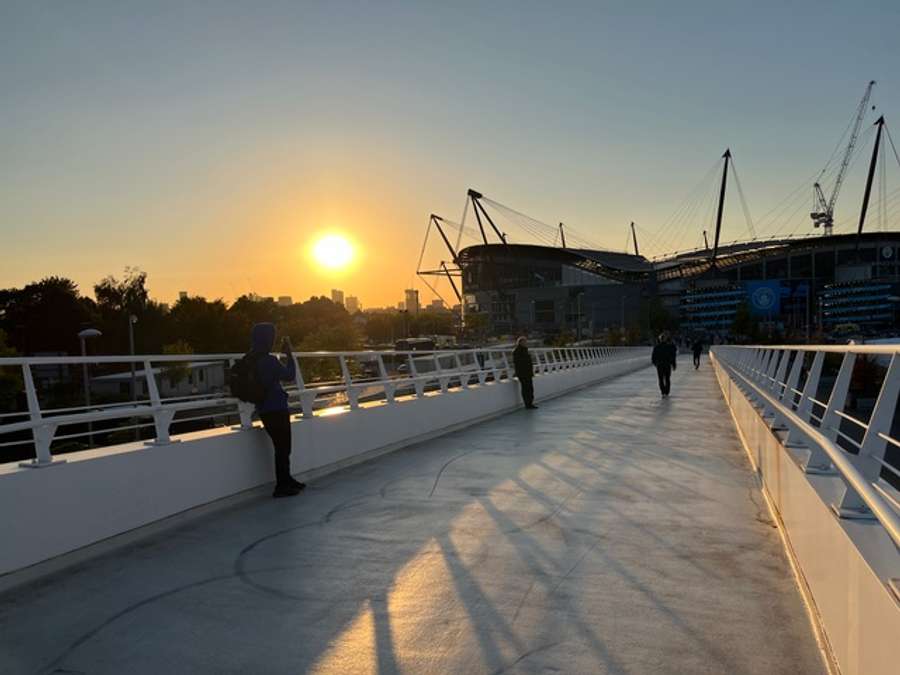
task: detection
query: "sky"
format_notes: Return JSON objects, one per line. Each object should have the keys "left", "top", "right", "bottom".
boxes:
{"left": 3, "top": 1, "right": 900, "bottom": 308}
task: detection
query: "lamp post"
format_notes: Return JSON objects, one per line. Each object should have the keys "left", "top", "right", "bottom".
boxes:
{"left": 78, "top": 328, "right": 102, "bottom": 447}
{"left": 128, "top": 314, "right": 138, "bottom": 401}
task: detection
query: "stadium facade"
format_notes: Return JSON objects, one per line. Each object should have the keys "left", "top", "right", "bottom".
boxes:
{"left": 457, "top": 232, "right": 900, "bottom": 338}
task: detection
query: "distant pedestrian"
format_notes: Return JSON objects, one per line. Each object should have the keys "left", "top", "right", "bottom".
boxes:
{"left": 512, "top": 337, "right": 538, "bottom": 409}
{"left": 692, "top": 339, "right": 703, "bottom": 369}
{"left": 251, "top": 323, "right": 305, "bottom": 498}
{"left": 651, "top": 331, "right": 677, "bottom": 397}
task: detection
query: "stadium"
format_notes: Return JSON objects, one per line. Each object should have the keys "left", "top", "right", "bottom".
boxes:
{"left": 418, "top": 86, "right": 900, "bottom": 341}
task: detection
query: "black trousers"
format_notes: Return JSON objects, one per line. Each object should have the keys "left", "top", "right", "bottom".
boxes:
{"left": 260, "top": 411, "right": 293, "bottom": 486}
{"left": 693, "top": 353, "right": 701, "bottom": 368}
{"left": 656, "top": 366, "right": 672, "bottom": 395}
{"left": 519, "top": 377, "right": 534, "bottom": 407}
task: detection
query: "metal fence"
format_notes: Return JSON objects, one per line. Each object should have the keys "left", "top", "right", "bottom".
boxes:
{"left": 0, "top": 346, "right": 646, "bottom": 468}
{"left": 711, "top": 344, "right": 900, "bottom": 549}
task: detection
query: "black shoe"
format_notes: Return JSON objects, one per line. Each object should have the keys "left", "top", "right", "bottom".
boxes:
{"left": 273, "top": 483, "right": 302, "bottom": 498}
{"left": 288, "top": 478, "right": 307, "bottom": 491}
{"left": 526, "top": 404, "right": 539, "bottom": 409}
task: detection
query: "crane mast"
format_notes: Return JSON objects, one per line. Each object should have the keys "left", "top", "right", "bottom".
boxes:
{"left": 811, "top": 80, "right": 875, "bottom": 236}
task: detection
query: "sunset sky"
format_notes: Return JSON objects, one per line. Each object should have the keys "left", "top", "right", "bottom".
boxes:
{"left": 3, "top": 2, "right": 900, "bottom": 308}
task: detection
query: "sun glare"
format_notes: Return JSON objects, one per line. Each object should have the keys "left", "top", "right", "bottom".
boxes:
{"left": 312, "top": 234, "right": 354, "bottom": 270}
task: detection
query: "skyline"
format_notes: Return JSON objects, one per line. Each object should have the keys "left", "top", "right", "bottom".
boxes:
{"left": 4, "top": 2, "right": 900, "bottom": 306}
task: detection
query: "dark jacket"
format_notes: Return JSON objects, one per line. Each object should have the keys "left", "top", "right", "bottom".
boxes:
{"left": 251, "top": 323, "right": 296, "bottom": 414}
{"left": 692, "top": 341, "right": 703, "bottom": 356}
{"left": 513, "top": 344, "right": 533, "bottom": 379}
{"left": 652, "top": 342, "right": 677, "bottom": 370}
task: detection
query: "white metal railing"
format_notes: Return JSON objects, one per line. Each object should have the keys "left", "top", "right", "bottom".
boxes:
{"left": 711, "top": 344, "right": 900, "bottom": 548}
{"left": 0, "top": 346, "right": 647, "bottom": 469}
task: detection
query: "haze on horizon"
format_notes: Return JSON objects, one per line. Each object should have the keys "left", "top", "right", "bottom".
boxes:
{"left": 3, "top": 1, "right": 900, "bottom": 308}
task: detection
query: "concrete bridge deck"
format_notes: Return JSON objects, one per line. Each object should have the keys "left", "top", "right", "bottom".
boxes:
{"left": 0, "top": 365, "right": 825, "bottom": 674}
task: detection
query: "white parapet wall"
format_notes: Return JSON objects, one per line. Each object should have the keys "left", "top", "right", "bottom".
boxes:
{"left": 0, "top": 351, "right": 648, "bottom": 580}
{"left": 710, "top": 350, "right": 900, "bottom": 675}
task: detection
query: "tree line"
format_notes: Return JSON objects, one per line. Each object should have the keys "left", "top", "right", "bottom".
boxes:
{"left": 0, "top": 269, "right": 457, "bottom": 359}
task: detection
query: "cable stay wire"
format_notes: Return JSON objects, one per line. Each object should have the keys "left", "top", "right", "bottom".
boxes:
{"left": 479, "top": 196, "right": 606, "bottom": 250}
{"left": 454, "top": 197, "right": 470, "bottom": 251}
{"left": 642, "top": 157, "right": 722, "bottom": 255}
{"left": 727, "top": 156, "right": 757, "bottom": 239}
{"left": 653, "top": 170, "right": 722, "bottom": 257}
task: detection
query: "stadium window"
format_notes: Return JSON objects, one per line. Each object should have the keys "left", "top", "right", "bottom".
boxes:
{"left": 860, "top": 247, "right": 876, "bottom": 263}
{"left": 119, "top": 383, "right": 129, "bottom": 396}
{"left": 790, "top": 254, "right": 812, "bottom": 278}
{"left": 815, "top": 251, "right": 835, "bottom": 279}
{"left": 534, "top": 300, "right": 555, "bottom": 323}
{"left": 837, "top": 249, "right": 855, "bottom": 265}
{"left": 740, "top": 263, "right": 762, "bottom": 280}
{"left": 198, "top": 369, "right": 205, "bottom": 383}
{"left": 765, "top": 257, "right": 787, "bottom": 279}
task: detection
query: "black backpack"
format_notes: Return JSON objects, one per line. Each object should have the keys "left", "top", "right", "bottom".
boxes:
{"left": 230, "top": 352, "right": 266, "bottom": 404}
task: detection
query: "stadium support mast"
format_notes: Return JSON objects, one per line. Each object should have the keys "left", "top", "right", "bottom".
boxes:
{"left": 712, "top": 149, "right": 731, "bottom": 262}
{"left": 855, "top": 116, "right": 885, "bottom": 253}
{"left": 631, "top": 222, "right": 639, "bottom": 256}
{"left": 431, "top": 214, "right": 459, "bottom": 265}
{"left": 559, "top": 223, "right": 567, "bottom": 248}
{"left": 811, "top": 80, "right": 876, "bottom": 236}
{"left": 468, "top": 189, "right": 507, "bottom": 244}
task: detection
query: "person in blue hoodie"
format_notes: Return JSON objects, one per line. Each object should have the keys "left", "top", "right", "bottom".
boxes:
{"left": 251, "top": 323, "right": 305, "bottom": 497}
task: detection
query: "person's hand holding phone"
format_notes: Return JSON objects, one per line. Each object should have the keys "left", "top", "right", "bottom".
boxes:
{"left": 281, "top": 336, "right": 293, "bottom": 353}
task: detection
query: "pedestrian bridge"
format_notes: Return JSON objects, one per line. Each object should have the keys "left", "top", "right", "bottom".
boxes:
{"left": 0, "top": 346, "right": 898, "bottom": 674}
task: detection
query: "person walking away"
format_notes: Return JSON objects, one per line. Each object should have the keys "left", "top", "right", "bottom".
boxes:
{"left": 651, "top": 332, "right": 677, "bottom": 397}
{"left": 692, "top": 339, "right": 703, "bottom": 369}
{"left": 251, "top": 323, "right": 305, "bottom": 497}
{"left": 513, "top": 337, "right": 538, "bottom": 409}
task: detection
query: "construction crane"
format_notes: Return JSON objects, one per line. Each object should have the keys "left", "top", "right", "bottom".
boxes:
{"left": 810, "top": 80, "right": 876, "bottom": 236}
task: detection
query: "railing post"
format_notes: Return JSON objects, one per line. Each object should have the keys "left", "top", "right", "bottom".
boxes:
{"left": 501, "top": 352, "right": 512, "bottom": 380}
{"left": 856, "top": 354, "right": 900, "bottom": 481}
{"left": 453, "top": 353, "right": 469, "bottom": 389}
{"left": 408, "top": 354, "right": 425, "bottom": 396}
{"left": 339, "top": 355, "right": 358, "bottom": 409}
{"left": 19, "top": 363, "right": 63, "bottom": 468}
{"left": 820, "top": 352, "right": 856, "bottom": 443}
{"left": 433, "top": 354, "right": 449, "bottom": 393}
{"left": 377, "top": 354, "right": 396, "bottom": 402}
{"left": 145, "top": 359, "right": 177, "bottom": 446}
{"left": 292, "top": 354, "right": 316, "bottom": 418}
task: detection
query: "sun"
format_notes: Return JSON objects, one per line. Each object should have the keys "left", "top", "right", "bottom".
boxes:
{"left": 312, "top": 234, "right": 354, "bottom": 270}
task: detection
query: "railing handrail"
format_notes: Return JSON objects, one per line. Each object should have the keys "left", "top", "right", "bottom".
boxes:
{"left": 711, "top": 344, "right": 900, "bottom": 550}
{"left": 1, "top": 346, "right": 650, "bottom": 468}
{"left": 0, "top": 345, "right": 638, "bottom": 367}
{"left": 720, "top": 357, "right": 900, "bottom": 549}
{"left": 712, "top": 344, "right": 900, "bottom": 355}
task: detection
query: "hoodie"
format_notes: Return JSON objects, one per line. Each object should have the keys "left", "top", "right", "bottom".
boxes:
{"left": 251, "top": 323, "right": 296, "bottom": 413}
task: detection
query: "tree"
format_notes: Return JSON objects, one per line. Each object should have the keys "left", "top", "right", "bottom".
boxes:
{"left": 0, "top": 277, "right": 96, "bottom": 355}
{"left": 168, "top": 296, "right": 230, "bottom": 353}
{"left": 94, "top": 268, "right": 168, "bottom": 354}
{"left": 160, "top": 340, "right": 194, "bottom": 387}
{"left": 0, "top": 329, "right": 22, "bottom": 413}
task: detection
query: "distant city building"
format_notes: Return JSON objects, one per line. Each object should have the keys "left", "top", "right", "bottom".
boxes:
{"left": 404, "top": 289, "right": 420, "bottom": 314}
{"left": 178, "top": 291, "right": 188, "bottom": 301}
{"left": 397, "top": 302, "right": 405, "bottom": 311}
{"left": 277, "top": 296, "right": 293, "bottom": 307}
{"left": 345, "top": 296, "right": 360, "bottom": 313}
{"left": 427, "top": 298, "right": 445, "bottom": 312}
{"left": 331, "top": 289, "right": 345, "bottom": 306}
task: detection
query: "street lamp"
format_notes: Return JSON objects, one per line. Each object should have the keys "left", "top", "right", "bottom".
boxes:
{"left": 128, "top": 314, "right": 138, "bottom": 402}
{"left": 78, "top": 328, "right": 102, "bottom": 447}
